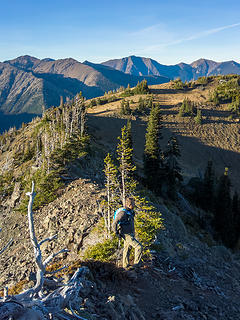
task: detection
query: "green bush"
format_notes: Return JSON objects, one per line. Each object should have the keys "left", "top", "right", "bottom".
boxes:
{"left": 83, "top": 237, "right": 119, "bottom": 262}
{"left": 134, "top": 96, "right": 153, "bottom": 115}
{"left": 90, "top": 98, "right": 97, "bottom": 107}
{"left": 171, "top": 78, "right": 186, "bottom": 90}
{"left": 210, "top": 77, "right": 240, "bottom": 105}
{"left": 120, "top": 80, "right": 150, "bottom": 97}
{"left": 17, "top": 168, "right": 64, "bottom": 213}
{"left": 178, "top": 98, "right": 196, "bottom": 117}
{"left": 120, "top": 100, "right": 132, "bottom": 115}
{"left": 134, "top": 195, "right": 164, "bottom": 256}
{"left": 228, "top": 94, "right": 240, "bottom": 115}
{"left": 196, "top": 76, "right": 209, "bottom": 85}
{"left": 0, "top": 170, "right": 15, "bottom": 201}
{"left": 194, "top": 109, "right": 202, "bottom": 124}
{"left": 51, "top": 134, "right": 90, "bottom": 170}
{"left": 132, "top": 80, "right": 150, "bottom": 94}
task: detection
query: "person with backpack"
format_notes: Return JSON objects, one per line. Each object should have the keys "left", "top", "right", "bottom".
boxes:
{"left": 112, "top": 197, "right": 142, "bottom": 269}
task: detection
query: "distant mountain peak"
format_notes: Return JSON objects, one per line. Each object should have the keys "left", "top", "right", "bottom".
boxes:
{"left": 41, "top": 58, "right": 55, "bottom": 62}
{"left": 5, "top": 55, "right": 40, "bottom": 70}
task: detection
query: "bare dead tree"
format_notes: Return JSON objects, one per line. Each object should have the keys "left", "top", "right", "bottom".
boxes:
{"left": 0, "top": 182, "right": 90, "bottom": 320}
{"left": 80, "top": 105, "right": 86, "bottom": 137}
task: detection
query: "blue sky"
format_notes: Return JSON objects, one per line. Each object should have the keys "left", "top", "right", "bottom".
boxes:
{"left": 0, "top": 0, "right": 240, "bottom": 64}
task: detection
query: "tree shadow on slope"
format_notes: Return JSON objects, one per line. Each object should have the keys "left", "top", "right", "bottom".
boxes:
{"left": 150, "top": 87, "right": 193, "bottom": 95}
{"left": 87, "top": 114, "right": 240, "bottom": 190}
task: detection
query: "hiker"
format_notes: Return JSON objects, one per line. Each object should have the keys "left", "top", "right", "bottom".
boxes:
{"left": 113, "top": 197, "right": 143, "bottom": 269}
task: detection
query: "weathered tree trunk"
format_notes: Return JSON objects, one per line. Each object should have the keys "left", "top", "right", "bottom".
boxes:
{"left": 0, "top": 182, "right": 89, "bottom": 320}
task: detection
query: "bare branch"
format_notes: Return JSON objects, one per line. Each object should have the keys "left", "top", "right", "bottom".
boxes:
{"left": 43, "top": 249, "right": 69, "bottom": 268}
{"left": 46, "top": 266, "right": 68, "bottom": 275}
{"left": 39, "top": 234, "right": 57, "bottom": 247}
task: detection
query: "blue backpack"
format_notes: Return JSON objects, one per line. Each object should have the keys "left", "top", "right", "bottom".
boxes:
{"left": 114, "top": 207, "right": 131, "bottom": 225}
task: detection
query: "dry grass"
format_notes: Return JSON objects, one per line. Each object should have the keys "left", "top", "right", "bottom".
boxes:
{"left": 87, "top": 79, "right": 240, "bottom": 190}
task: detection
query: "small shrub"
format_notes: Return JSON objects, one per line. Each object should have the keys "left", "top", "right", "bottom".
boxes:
{"left": 194, "top": 109, "right": 202, "bottom": 124}
{"left": 196, "top": 76, "right": 209, "bottom": 85}
{"left": 171, "top": 78, "right": 186, "bottom": 90}
{"left": 0, "top": 170, "right": 15, "bottom": 201}
{"left": 120, "top": 80, "right": 150, "bottom": 97}
{"left": 17, "top": 169, "right": 64, "bottom": 212}
{"left": 120, "top": 100, "right": 132, "bottom": 115}
{"left": 179, "top": 99, "right": 196, "bottom": 117}
{"left": 132, "top": 80, "right": 150, "bottom": 94}
{"left": 90, "top": 98, "right": 97, "bottom": 107}
{"left": 83, "top": 237, "right": 119, "bottom": 262}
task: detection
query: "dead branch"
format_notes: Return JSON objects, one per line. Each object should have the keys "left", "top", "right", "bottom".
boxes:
{"left": 0, "top": 181, "right": 92, "bottom": 320}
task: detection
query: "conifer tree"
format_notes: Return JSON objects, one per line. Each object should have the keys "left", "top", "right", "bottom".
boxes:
{"left": 126, "top": 119, "right": 133, "bottom": 153}
{"left": 164, "top": 136, "right": 182, "bottom": 198}
{"left": 201, "top": 160, "right": 215, "bottom": 211}
{"left": 117, "top": 125, "right": 136, "bottom": 205}
{"left": 194, "top": 109, "right": 202, "bottom": 124}
{"left": 143, "top": 103, "right": 162, "bottom": 194}
{"left": 213, "top": 167, "right": 232, "bottom": 246}
{"left": 231, "top": 190, "right": 240, "bottom": 247}
{"left": 103, "top": 153, "right": 119, "bottom": 236}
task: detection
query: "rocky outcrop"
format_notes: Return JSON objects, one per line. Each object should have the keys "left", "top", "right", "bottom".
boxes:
{"left": 0, "top": 178, "right": 104, "bottom": 288}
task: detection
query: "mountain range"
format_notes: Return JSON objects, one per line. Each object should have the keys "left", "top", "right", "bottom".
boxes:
{"left": 102, "top": 55, "right": 240, "bottom": 81}
{"left": 1, "top": 54, "right": 240, "bottom": 122}
{"left": 0, "top": 56, "right": 168, "bottom": 116}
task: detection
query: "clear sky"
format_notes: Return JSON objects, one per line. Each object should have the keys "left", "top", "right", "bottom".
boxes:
{"left": 0, "top": 0, "right": 240, "bottom": 65}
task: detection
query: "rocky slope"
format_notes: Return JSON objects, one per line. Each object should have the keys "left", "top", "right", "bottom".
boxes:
{"left": 1, "top": 177, "right": 240, "bottom": 319}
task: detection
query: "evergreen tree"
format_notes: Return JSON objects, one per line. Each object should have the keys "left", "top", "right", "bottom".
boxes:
{"left": 194, "top": 109, "right": 202, "bottom": 124}
{"left": 117, "top": 125, "right": 136, "bottom": 205}
{"left": 178, "top": 98, "right": 195, "bottom": 117}
{"left": 126, "top": 119, "right": 133, "bottom": 150}
{"left": 213, "top": 167, "right": 232, "bottom": 246}
{"left": 120, "top": 100, "right": 131, "bottom": 115}
{"left": 143, "top": 103, "right": 162, "bottom": 194}
{"left": 231, "top": 191, "right": 240, "bottom": 248}
{"left": 164, "top": 136, "right": 182, "bottom": 198}
{"left": 133, "top": 80, "right": 150, "bottom": 94}
{"left": 125, "top": 101, "right": 131, "bottom": 115}
{"left": 201, "top": 160, "right": 215, "bottom": 212}
{"left": 138, "top": 97, "right": 145, "bottom": 113}
{"left": 103, "top": 153, "right": 119, "bottom": 236}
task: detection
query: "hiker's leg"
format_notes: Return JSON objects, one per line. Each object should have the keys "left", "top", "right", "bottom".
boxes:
{"left": 123, "top": 235, "right": 131, "bottom": 268}
{"left": 128, "top": 235, "right": 143, "bottom": 265}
